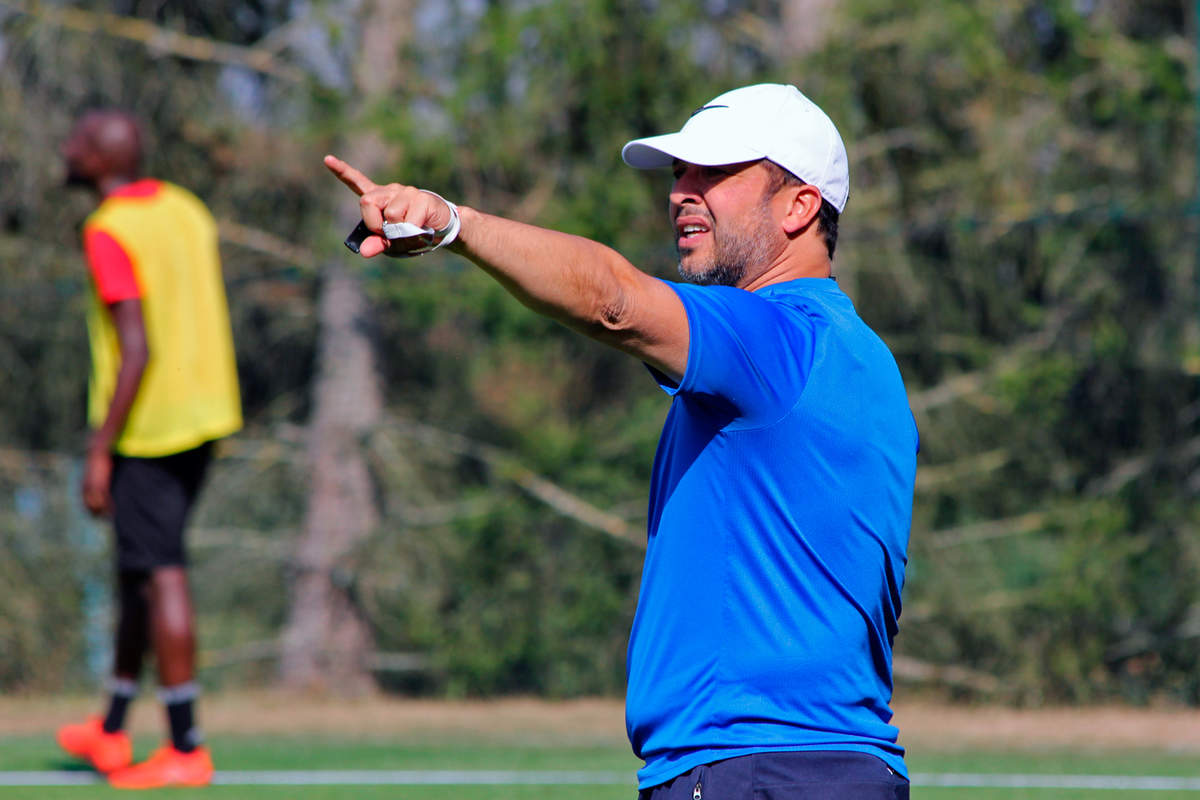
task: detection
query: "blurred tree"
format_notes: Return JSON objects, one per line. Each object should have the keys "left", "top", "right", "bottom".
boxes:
{"left": 809, "top": 0, "right": 1200, "bottom": 702}
{"left": 0, "top": 0, "right": 326, "bottom": 689}
{"left": 277, "top": 0, "right": 409, "bottom": 695}
{"left": 0, "top": 0, "right": 1196, "bottom": 704}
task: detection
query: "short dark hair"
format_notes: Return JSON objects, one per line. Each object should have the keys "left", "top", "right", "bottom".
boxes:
{"left": 761, "top": 160, "right": 839, "bottom": 260}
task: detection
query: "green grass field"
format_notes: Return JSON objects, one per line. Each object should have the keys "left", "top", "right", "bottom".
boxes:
{"left": 3, "top": 731, "right": 1200, "bottom": 799}
{"left": 2, "top": 696, "right": 1198, "bottom": 799}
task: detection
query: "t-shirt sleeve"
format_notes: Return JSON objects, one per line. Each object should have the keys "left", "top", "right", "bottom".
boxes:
{"left": 653, "top": 281, "right": 818, "bottom": 427}
{"left": 83, "top": 227, "right": 141, "bottom": 304}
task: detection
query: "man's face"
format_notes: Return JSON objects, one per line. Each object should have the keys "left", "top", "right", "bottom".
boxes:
{"left": 61, "top": 117, "right": 101, "bottom": 188}
{"left": 670, "top": 159, "right": 780, "bottom": 288}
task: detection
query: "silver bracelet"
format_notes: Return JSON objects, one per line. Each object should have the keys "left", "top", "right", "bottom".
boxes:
{"left": 380, "top": 190, "right": 460, "bottom": 257}
{"left": 423, "top": 190, "right": 461, "bottom": 246}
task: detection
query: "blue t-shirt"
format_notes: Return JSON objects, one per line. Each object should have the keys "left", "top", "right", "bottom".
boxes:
{"left": 625, "top": 278, "right": 918, "bottom": 789}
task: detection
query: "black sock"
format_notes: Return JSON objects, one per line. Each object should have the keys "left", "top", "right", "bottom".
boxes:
{"left": 166, "top": 699, "right": 196, "bottom": 752}
{"left": 102, "top": 678, "right": 139, "bottom": 733}
{"left": 102, "top": 695, "right": 132, "bottom": 734}
{"left": 160, "top": 682, "right": 200, "bottom": 753}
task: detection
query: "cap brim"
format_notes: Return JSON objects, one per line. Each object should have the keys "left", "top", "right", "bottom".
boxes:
{"left": 621, "top": 132, "right": 764, "bottom": 170}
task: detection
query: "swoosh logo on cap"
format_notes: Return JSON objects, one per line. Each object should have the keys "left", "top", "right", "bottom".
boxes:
{"left": 688, "top": 104, "right": 729, "bottom": 118}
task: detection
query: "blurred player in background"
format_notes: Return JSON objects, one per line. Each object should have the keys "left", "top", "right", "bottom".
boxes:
{"left": 55, "top": 109, "right": 241, "bottom": 789}
{"left": 328, "top": 83, "right": 917, "bottom": 799}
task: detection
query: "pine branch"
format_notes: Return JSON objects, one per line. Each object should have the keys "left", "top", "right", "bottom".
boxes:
{"left": 2, "top": 1, "right": 305, "bottom": 82}
{"left": 892, "top": 654, "right": 1002, "bottom": 694}
{"left": 924, "top": 511, "right": 1049, "bottom": 550}
{"left": 217, "top": 218, "right": 320, "bottom": 272}
{"left": 379, "top": 416, "right": 645, "bottom": 549}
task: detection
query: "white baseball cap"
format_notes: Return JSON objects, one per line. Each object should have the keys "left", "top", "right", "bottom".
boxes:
{"left": 621, "top": 83, "right": 849, "bottom": 212}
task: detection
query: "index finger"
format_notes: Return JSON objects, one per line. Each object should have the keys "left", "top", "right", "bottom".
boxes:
{"left": 324, "top": 154, "right": 378, "bottom": 197}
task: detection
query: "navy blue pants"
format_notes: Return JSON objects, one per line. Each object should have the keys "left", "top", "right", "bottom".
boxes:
{"left": 638, "top": 752, "right": 909, "bottom": 800}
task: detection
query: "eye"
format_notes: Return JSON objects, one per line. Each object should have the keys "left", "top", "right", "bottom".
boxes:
{"left": 671, "top": 163, "right": 733, "bottom": 183}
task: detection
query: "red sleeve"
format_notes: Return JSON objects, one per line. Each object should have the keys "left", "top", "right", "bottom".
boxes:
{"left": 84, "top": 228, "right": 141, "bottom": 304}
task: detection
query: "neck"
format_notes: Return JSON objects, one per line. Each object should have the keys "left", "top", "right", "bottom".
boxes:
{"left": 740, "top": 240, "right": 831, "bottom": 292}
{"left": 95, "top": 174, "right": 140, "bottom": 198}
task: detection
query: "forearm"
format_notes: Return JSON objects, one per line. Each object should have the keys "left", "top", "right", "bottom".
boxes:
{"left": 449, "top": 206, "right": 665, "bottom": 356}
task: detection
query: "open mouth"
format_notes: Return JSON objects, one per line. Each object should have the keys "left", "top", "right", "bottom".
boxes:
{"left": 676, "top": 217, "right": 711, "bottom": 248}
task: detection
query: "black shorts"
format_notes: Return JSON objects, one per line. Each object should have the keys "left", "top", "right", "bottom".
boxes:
{"left": 638, "top": 751, "right": 909, "bottom": 800}
{"left": 111, "top": 442, "right": 213, "bottom": 571}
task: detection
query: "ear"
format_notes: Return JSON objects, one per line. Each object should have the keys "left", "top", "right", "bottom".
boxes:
{"left": 780, "top": 183, "right": 823, "bottom": 236}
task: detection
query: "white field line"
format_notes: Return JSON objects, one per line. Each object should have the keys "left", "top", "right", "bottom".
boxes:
{"left": 0, "top": 770, "right": 633, "bottom": 787}
{"left": 0, "top": 772, "right": 99, "bottom": 786}
{"left": 214, "top": 770, "right": 635, "bottom": 786}
{"left": 911, "top": 772, "right": 1200, "bottom": 791}
{"left": 1, "top": 770, "right": 1199, "bottom": 790}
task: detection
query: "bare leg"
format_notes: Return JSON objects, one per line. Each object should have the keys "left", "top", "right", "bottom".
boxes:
{"left": 149, "top": 566, "right": 200, "bottom": 752}
{"left": 113, "top": 569, "right": 150, "bottom": 679}
{"left": 148, "top": 566, "right": 194, "bottom": 686}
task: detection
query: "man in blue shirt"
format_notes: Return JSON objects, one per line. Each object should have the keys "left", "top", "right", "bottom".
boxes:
{"left": 327, "top": 82, "right": 917, "bottom": 800}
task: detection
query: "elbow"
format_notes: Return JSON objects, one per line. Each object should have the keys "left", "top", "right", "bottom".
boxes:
{"left": 593, "top": 253, "right": 647, "bottom": 335}
{"left": 594, "top": 278, "right": 637, "bottom": 339}
{"left": 553, "top": 249, "right": 646, "bottom": 347}
{"left": 598, "top": 290, "right": 628, "bottom": 332}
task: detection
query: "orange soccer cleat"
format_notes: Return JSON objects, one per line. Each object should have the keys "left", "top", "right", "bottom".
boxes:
{"left": 56, "top": 716, "right": 133, "bottom": 773}
{"left": 107, "top": 744, "right": 214, "bottom": 789}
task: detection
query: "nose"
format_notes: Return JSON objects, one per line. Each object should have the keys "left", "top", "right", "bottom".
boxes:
{"left": 669, "top": 165, "right": 703, "bottom": 211}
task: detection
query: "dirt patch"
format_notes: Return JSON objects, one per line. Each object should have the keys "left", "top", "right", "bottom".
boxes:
{"left": 893, "top": 701, "right": 1200, "bottom": 754}
{"left": 0, "top": 693, "right": 628, "bottom": 745}
{"left": 4, "top": 693, "right": 1197, "bottom": 753}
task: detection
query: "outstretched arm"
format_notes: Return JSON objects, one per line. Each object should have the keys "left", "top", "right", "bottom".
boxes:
{"left": 324, "top": 155, "right": 689, "bottom": 380}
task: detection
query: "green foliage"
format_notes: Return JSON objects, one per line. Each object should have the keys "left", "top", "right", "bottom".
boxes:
{"left": 821, "top": 0, "right": 1200, "bottom": 703}
{"left": 0, "top": 465, "right": 91, "bottom": 689}
{"left": 1, "top": 0, "right": 1198, "bottom": 705}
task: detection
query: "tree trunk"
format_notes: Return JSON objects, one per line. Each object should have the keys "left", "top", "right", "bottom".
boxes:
{"left": 780, "top": 0, "right": 837, "bottom": 56}
{"left": 279, "top": 0, "right": 414, "bottom": 692}
{"left": 279, "top": 265, "right": 382, "bottom": 691}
